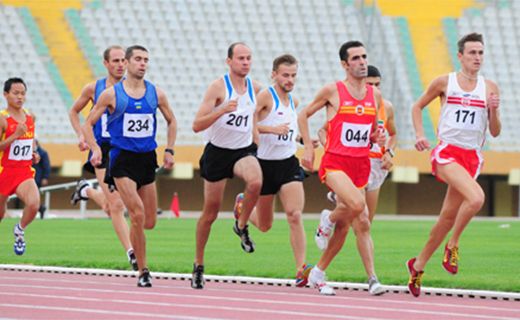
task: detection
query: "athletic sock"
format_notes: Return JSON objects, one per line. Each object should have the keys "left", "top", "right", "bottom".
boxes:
{"left": 79, "top": 185, "right": 90, "bottom": 198}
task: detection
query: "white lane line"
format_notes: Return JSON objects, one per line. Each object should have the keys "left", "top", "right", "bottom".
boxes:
{"left": 1, "top": 264, "right": 519, "bottom": 301}
{"left": 0, "top": 292, "right": 381, "bottom": 320}
{"left": 0, "top": 284, "right": 516, "bottom": 320}
{"left": 0, "top": 303, "right": 222, "bottom": 320}
{"left": 0, "top": 275, "right": 517, "bottom": 313}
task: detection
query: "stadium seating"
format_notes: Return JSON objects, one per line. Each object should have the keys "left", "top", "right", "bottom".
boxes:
{"left": 1, "top": 1, "right": 519, "bottom": 152}
{"left": 0, "top": 5, "right": 72, "bottom": 143}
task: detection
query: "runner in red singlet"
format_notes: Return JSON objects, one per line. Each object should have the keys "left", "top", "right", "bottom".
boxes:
{"left": 298, "top": 41, "right": 385, "bottom": 295}
{"left": 0, "top": 78, "right": 40, "bottom": 256}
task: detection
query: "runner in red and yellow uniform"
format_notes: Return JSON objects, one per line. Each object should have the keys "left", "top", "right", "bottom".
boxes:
{"left": 0, "top": 78, "right": 40, "bottom": 255}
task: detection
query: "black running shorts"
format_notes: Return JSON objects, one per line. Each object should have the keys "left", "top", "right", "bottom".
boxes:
{"left": 259, "top": 155, "right": 305, "bottom": 195}
{"left": 83, "top": 142, "right": 111, "bottom": 174}
{"left": 105, "top": 148, "right": 158, "bottom": 190}
{"left": 199, "top": 143, "right": 257, "bottom": 182}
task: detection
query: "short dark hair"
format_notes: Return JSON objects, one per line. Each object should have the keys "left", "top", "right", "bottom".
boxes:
{"left": 367, "top": 65, "right": 381, "bottom": 78}
{"left": 227, "top": 42, "right": 248, "bottom": 59}
{"left": 272, "top": 54, "right": 298, "bottom": 71}
{"left": 103, "top": 45, "right": 124, "bottom": 61}
{"left": 457, "top": 33, "right": 483, "bottom": 54}
{"left": 3, "top": 78, "right": 27, "bottom": 93}
{"left": 125, "top": 45, "right": 148, "bottom": 60}
{"left": 339, "top": 41, "right": 364, "bottom": 61}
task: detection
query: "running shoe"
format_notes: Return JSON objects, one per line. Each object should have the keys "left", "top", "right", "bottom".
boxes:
{"left": 233, "top": 193, "right": 244, "bottom": 220}
{"left": 295, "top": 263, "right": 313, "bottom": 287}
{"left": 326, "top": 191, "right": 337, "bottom": 205}
{"left": 442, "top": 244, "right": 459, "bottom": 275}
{"left": 308, "top": 266, "right": 335, "bottom": 296}
{"left": 406, "top": 257, "right": 424, "bottom": 297}
{"left": 70, "top": 179, "right": 90, "bottom": 205}
{"left": 315, "top": 209, "right": 334, "bottom": 251}
{"left": 368, "top": 275, "right": 385, "bottom": 296}
{"left": 137, "top": 268, "right": 152, "bottom": 287}
{"left": 233, "top": 221, "right": 255, "bottom": 253}
{"left": 191, "top": 264, "right": 205, "bottom": 289}
{"left": 13, "top": 224, "right": 25, "bottom": 256}
{"left": 127, "top": 249, "right": 138, "bottom": 271}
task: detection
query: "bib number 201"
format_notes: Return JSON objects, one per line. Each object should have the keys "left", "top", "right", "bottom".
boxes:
{"left": 226, "top": 114, "right": 249, "bottom": 128}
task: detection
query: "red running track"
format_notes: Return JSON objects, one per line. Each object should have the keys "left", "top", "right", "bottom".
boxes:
{"left": 0, "top": 270, "right": 518, "bottom": 320}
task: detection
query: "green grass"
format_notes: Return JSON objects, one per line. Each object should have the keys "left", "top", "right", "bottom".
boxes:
{"left": 0, "top": 218, "right": 518, "bottom": 292}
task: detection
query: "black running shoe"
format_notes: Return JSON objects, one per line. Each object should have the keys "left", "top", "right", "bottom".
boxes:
{"left": 191, "top": 264, "right": 205, "bottom": 289}
{"left": 127, "top": 250, "right": 138, "bottom": 271}
{"left": 137, "top": 268, "right": 152, "bottom": 287}
{"left": 70, "top": 179, "right": 90, "bottom": 206}
{"left": 233, "top": 221, "right": 255, "bottom": 253}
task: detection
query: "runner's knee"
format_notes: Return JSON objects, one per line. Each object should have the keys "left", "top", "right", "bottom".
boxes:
{"left": 353, "top": 216, "right": 371, "bottom": 235}
{"left": 286, "top": 210, "right": 302, "bottom": 226}
{"left": 130, "top": 211, "right": 145, "bottom": 227}
{"left": 144, "top": 218, "right": 156, "bottom": 230}
{"left": 245, "top": 177, "right": 262, "bottom": 195}
{"left": 467, "top": 193, "right": 485, "bottom": 213}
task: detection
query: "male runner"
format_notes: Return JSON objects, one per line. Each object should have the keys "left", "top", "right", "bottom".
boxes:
{"left": 407, "top": 33, "right": 500, "bottom": 297}
{"left": 83, "top": 45, "right": 177, "bottom": 287}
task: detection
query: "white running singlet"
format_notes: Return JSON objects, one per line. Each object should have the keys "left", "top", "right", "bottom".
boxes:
{"left": 205, "top": 74, "right": 256, "bottom": 149}
{"left": 437, "top": 72, "right": 488, "bottom": 150}
{"left": 257, "top": 86, "right": 298, "bottom": 160}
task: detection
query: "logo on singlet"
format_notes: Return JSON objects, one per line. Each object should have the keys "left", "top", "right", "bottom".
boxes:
{"left": 355, "top": 105, "right": 365, "bottom": 116}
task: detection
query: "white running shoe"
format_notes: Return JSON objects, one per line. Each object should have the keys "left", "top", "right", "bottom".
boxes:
{"left": 308, "top": 267, "right": 336, "bottom": 296}
{"left": 326, "top": 191, "right": 337, "bottom": 205}
{"left": 315, "top": 209, "right": 334, "bottom": 251}
{"left": 368, "top": 276, "right": 385, "bottom": 296}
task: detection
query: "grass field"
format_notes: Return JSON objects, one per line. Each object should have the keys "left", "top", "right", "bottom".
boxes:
{"left": 0, "top": 217, "right": 518, "bottom": 292}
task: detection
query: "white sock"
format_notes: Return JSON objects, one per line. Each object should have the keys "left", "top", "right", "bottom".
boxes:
{"left": 15, "top": 223, "right": 24, "bottom": 235}
{"left": 323, "top": 214, "right": 334, "bottom": 228}
{"left": 79, "top": 185, "right": 90, "bottom": 198}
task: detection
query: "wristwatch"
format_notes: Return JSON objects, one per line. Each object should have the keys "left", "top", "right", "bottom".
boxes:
{"left": 165, "top": 148, "right": 175, "bottom": 156}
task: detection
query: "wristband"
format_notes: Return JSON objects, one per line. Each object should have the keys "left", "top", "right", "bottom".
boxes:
{"left": 165, "top": 148, "right": 174, "bottom": 156}
{"left": 385, "top": 148, "right": 394, "bottom": 158}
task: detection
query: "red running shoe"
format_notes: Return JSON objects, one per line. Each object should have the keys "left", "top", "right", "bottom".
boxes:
{"left": 442, "top": 244, "right": 459, "bottom": 275}
{"left": 295, "top": 264, "right": 313, "bottom": 287}
{"left": 406, "top": 258, "right": 424, "bottom": 297}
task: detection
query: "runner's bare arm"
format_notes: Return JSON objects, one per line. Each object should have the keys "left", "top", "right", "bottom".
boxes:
{"left": 384, "top": 100, "right": 397, "bottom": 150}
{"left": 157, "top": 87, "right": 177, "bottom": 169}
{"left": 298, "top": 83, "right": 335, "bottom": 170}
{"left": 412, "top": 75, "right": 447, "bottom": 151}
{"left": 82, "top": 88, "right": 115, "bottom": 154}
{"left": 486, "top": 79, "right": 501, "bottom": 137}
{"left": 192, "top": 80, "right": 232, "bottom": 132}
{"left": 0, "top": 115, "right": 26, "bottom": 151}
{"left": 255, "top": 90, "right": 288, "bottom": 135}
{"left": 69, "top": 82, "right": 95, "bottom": 150}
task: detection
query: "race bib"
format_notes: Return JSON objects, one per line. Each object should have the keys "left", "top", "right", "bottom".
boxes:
{"left": 273, "top": 128, "right": 296, "bottom": 146}
{"left": 340, "top": 122, "right": 371, "bottom": 147}
{"left": 101, "top": 114, "right": 110, "bottom": 138}
{"left": 223, "top": 110, "right": 251, "bottom": 133}
{"left": 9, "top": 139, "right": 33, "bottom": 161}
{"left": 123, "top": 113, "right": 154, "bottom": 138}
{"left": 446, "top": 107, "right": 484, "bottom": 131}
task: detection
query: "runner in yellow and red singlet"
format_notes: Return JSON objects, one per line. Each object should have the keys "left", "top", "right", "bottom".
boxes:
{"left": 298, "top": 41, "right": 385, "bottom": 295}
{"left": 0, "top": 78, "right": 40, "bottom": 256}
